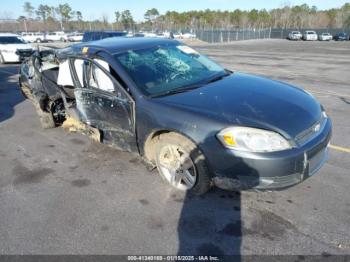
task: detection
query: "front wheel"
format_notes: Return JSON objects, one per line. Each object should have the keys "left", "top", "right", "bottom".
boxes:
{"left": 154, "top": 133, "right": 211, "bottom": 195}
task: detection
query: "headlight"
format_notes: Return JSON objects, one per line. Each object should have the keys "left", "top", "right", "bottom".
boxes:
{"left": 217, "top": 126, "right": 292, "bottom": 152}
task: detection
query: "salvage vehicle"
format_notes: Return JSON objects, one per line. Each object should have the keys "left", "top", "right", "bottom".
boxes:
{"left": 303, "top": 31, "right": 318, "bottom": 41}
{"left": 45, "top": 31, "right": 68, "bottom": 42}
{"left": 67, "top": 32, "right": 83, "bottom": 42}
{"left": 318, "top": 32, "right": 332, "bottom": 41}
{"left": 287, "top": 31, "right": 302, "bottom": 40}
{"left": 19, "top": 37, "right": 332, "bottom": 195}
{"left": 21, "top": 32, "right": 46, "bottom": 43}
{"left": 333, "top": 32, "right": 349, "bottom": 41}
{"left": 0, "top": 33, "right": 33, "bottom": 63}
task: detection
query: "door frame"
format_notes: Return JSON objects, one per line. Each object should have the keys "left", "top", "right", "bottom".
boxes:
{"left": 67, "top": 55, "right": 136, "bottom": 133}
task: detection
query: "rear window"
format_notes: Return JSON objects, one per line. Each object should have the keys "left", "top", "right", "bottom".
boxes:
{"left": 0, "top": 37, "right": 25, "bottom": 44}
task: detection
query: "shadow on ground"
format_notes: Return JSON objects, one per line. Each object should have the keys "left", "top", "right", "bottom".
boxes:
{"left": 177, "top": 188, "right": 242, "bottom": 259}
{"left": 0, "top": 66, "right": 24, "bottom": 123}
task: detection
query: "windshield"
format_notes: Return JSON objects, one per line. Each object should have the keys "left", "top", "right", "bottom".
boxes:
{"left": 0, "top": 37, "right": 25, "bottom": 44}
{"left": 114, "top": 45, "right": 226, "bottom": 96}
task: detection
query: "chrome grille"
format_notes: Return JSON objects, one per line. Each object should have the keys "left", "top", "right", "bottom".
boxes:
{"left": 295, "top": 115, "right": 326, "bottom": 146}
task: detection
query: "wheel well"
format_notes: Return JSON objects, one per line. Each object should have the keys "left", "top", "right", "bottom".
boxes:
{"left": 143, "top": 130, "right": 199, "bottom": 164}
{"left": 143, "top": 130, "right": 170, "bottom": 163}
{"left": 50, "top": 98, "right": 66, "bottom": 125}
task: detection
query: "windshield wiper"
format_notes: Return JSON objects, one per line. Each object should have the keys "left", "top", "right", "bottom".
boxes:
{"left": 150, "top": 71, "right": 232, "bottom": 98}
{"left": 149, "top": 83, "right": 205, "bottom": 98}
{"left": 204, "top": 70, "right": 231, "bottom": 84}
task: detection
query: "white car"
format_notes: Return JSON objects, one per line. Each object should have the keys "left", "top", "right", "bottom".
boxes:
{"left": 182, "top": 33, "right": 196, "bottom": 39}
{"left": 144, "top": 32, "right": 157, "bottom": 38}
{"left": 0, "top": 33, "right": 33, "bottom": 63}
{"left": 287, "top": 31, "right": 302, "bottom": 40}
{"left": 303, "top": 31, "right": 318, "bottom": 41}
{"left": 318, "top": 32, "right": 332, "bottom": 41}
{"left": 173, "top": 33, "right": 196, "bottom": 39}
{"left": 21, "top": 32, "right": 46, "bottom": 43}
{"left": 46, "top": 31, "right": 67, "bottom": 42}
{"left": 67, "top": 32, "right": 83, "bottom": 42}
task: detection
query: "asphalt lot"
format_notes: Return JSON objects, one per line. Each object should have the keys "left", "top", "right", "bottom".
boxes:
{"left": 0, "top": 39, "right": 349, "bottom": 256}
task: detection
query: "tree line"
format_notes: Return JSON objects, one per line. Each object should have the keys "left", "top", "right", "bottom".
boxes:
{"left": 154, "top": 4, "right": 350, "bottom": 30}
{"left": 1, "top": 2, "right": 349, "bottom": 32}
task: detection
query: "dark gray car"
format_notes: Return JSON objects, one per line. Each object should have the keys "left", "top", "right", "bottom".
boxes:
{"left": 19, "top": 38, "right": 332, "bottom": 195}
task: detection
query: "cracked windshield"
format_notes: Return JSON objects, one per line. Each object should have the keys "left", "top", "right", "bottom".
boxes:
{"left": 115, "top": 45, "right": 225, "bottom": 95}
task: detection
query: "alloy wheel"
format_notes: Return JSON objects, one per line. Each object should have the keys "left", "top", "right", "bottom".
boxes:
{"left": 158, "top": 144, "right": 197, "bottom": 190}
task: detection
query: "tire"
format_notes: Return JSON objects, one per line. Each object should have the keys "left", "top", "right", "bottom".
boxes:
{"left": 32, "top": 97, "right": 56, "bottom": 129}
{"left": 154, "top": 132, "right": 211, "bottom": 195}
{"left": 36, "top": 38, "right": 41, "bottom": 43}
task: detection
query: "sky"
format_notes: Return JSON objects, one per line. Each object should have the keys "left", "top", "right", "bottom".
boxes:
{"left": 1, "top": 0, "right": 349, "bottom": 22}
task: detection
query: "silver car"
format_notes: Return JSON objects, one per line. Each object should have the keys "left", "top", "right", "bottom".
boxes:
{"left": 288, "top": 31, "right": 302, "bottom": 40}
{"left": 318, "top": 33, "right": 332, "bottom": 41}
{"left": 303, "top": 31, "right": 318, "bottom": 41}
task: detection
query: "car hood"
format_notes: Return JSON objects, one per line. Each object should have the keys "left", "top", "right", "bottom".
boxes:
{"left": 0, "top": 43, "right": 32, "bottom": 51}
{"left": 155, "top": 72, "right": 322, "bottom": 139}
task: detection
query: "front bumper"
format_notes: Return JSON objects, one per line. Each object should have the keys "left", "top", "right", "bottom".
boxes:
{"left": 210, "top": 118, "right": 332, "bottom": 190}
{"left": 289, "top": 36, "right": 301, "bottom": 40}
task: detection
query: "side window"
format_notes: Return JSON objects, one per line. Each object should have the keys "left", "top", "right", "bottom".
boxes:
{"left": 73, "top": 59, "right": 84, "bottom": 86}
{"left": 89, "top": 59, "right": 115, "bottom": 92}
{"left": 72, "top": 58, "right": 115, "bottom": 93}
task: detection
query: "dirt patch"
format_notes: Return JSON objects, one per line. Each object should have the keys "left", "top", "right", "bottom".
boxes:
{"left": 71, "top": 179, "right": 91, "bottom": 187}
{"left": 62, "top": 117, "right": 100, "bottom": 142}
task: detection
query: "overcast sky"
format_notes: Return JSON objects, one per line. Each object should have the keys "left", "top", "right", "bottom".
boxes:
{"left": 2, "top": 0, "right": 349, "bottom": 21}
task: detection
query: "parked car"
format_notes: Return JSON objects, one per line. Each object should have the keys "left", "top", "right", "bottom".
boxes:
{"left": 333, "top": 32, "right": 349, "bottom": 41}
{"left": 143, "top": 32, "right": 157, "bottom": 38}
{"left": 318, "top": 32, "right": 333, "bottom": 41}
{"left": 19, "top": 37, "right": 332, "bottom": 195}
{"left": 82, "top": 31, "right": 127, "bottom": 42}
{"left": 303, "top": 31, "right": 318, "bottom": 41}
{"left": 0, "top": 33, "right": 33, "bottom": 63}
{"left": 287, "top": 31, "right": 302, "bottom": 40}
{"left": 133, "top": 33, "right": 145, "bottom": 37}
{"left": 67, "top": 32, "right": 83, "bottom": 42}
{"left": 21, "top": 32, "right": 46, "bottom": 43}
{"left": 46, "top": 31, "right": 67, "bottom": 42}
{"left": 181, "top": 33, "right": 196, "bottom": 39}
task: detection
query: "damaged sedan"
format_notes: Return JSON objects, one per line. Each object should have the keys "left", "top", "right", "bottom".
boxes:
{"left": 19, "top": 37, "right": 332, "bottom": 195}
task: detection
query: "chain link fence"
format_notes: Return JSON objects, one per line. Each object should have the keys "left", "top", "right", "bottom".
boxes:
{"left": 193, "top": 28, "right": 350, "bottom": 43}
{"left": 194, "top": 28, "right": 272, "bottom": 43}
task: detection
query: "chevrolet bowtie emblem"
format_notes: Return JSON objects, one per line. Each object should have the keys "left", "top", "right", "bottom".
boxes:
{"left": 314, "top": 123, "right": 321, "bottom": 132}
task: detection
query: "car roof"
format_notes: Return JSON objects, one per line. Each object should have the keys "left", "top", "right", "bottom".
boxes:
{"left": 77, "top": 37, "right": 180, "bottom": 54}
{"left": 0, "top": 33, "right": 19, "bottom": 37}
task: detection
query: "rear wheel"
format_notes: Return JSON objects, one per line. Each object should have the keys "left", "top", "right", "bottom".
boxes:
{"left": 36, "top": 38, "right": 41, "bottom": 43}
{"left": 33, "top": 100, "right": 56, "bottom": 129}
{"left": 154, "top": 133, "right": 211, "bottom": 195}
